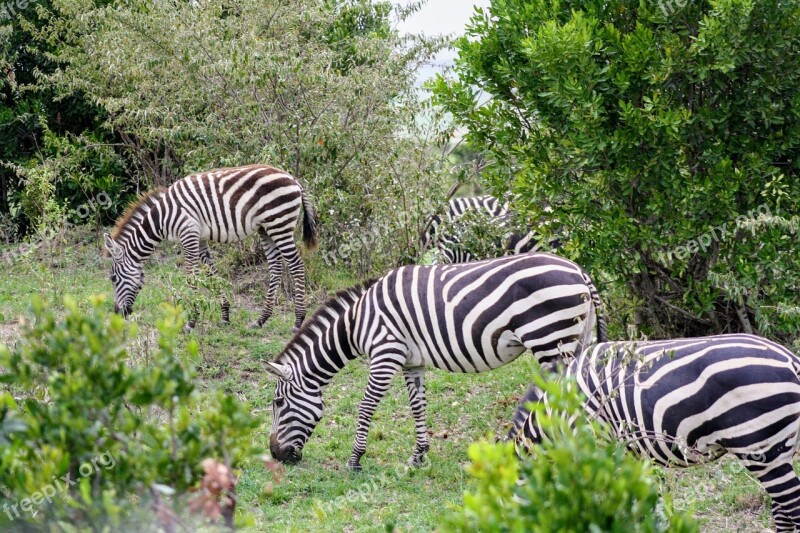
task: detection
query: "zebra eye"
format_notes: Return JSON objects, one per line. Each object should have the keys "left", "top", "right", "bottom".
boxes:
{"left": 109, "top": 273, "right": 118, "bottom": 283}
{"left": 274, "top": 397, "right": 285, "bottom": 407}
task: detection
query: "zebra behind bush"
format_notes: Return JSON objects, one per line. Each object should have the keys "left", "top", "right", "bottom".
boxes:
{"left": 103, "top": 164, "right": 317, "bottom": 329}
{"left": 424, "top": 195, "right": 552, "bottom": 263}
{"left": 511, "top": 334, "right": 800, "bottom": 532}
{"left": 265, "top": 252, "right": 606, "bottom": 470}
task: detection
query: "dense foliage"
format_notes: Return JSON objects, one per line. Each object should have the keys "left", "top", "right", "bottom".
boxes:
{"left": 440, "top": 376, "right": 697, "bottom": 533}
{"left": 0, "top": 0, "right": 125, "bottom": 239}
{"left": 2, "top": 0, "right": 448, "bottom": 273}
{"left": 432, "top": 0, "right": 800, "bottom": 342}
{"left": 0, "top": 296, "right": 258, "bottom": 530}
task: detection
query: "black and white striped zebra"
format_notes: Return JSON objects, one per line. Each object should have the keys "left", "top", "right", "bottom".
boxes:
{"left": 424, "top": 195, "right": 553, "bottom": 263}
{"left": 103, "top": 164, "right": 318, "bottom": 329}
{"left": 510, "top": 334, "right": 800, "bottom": 532}
{"left": 265, "top": 252, "right": 606, "bottom": 470}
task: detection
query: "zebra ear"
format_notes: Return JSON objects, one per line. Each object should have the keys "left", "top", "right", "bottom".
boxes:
{"left": 265, "top": 362, "right": 292, "bottom": 381}
{"left": 103, "top": 233, "right": 123, "bottom": 260}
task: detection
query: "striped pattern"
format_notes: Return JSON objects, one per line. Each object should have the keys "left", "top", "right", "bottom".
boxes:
{"left": 103, "top": 164, "right": 317, "bottom": 329}
{"left": 425, "top": 195, "right": 553, "bottom": 263}
{"left": 511, "top": 334, "right": 800, "bottom": 532}
{"left": 265, "top": 252, "right": 607, "bottom": 469}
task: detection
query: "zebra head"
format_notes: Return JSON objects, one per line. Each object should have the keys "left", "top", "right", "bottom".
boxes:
{"left": 103, "top": 233, "right": 144, "bottom": 318}
{"left": 266, "top": 361, "right": 324, "bottom": 464}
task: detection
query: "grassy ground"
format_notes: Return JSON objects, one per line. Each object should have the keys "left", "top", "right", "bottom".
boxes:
{"left": 0, "top": 231, "right": 778, "bottom": 532}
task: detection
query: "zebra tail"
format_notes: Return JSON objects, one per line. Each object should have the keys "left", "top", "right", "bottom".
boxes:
{"left": 582, "top": 269, "right": 608, "bottom": 344}
{"left": 301, "top": 188, "right": 318, "bottom": 251}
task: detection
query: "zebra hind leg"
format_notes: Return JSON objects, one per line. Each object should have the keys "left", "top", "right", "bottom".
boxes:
{"left": 736, "top": 453, "right": 800, "bottom": 532}
{"left": 274, "top": 237, "right": 307, "bottom": 331}
{"left": 348, "top": 356, "right": 403, "bottom": 471}
{"left": 250, "top": 230, "right": 283, "bottom": 329}
{"left": 403, "top": 367, "right": 430, "bottom": 467}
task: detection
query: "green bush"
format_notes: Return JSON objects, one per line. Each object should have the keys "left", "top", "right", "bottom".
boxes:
{"left": 432, "top": 0, "right": 800, "bottom": 342}
{"left": 440, "top": 377, "right": 697, "bottom": 533}
{"left": 0, "top": 295, "right": 258, "bottom": 530}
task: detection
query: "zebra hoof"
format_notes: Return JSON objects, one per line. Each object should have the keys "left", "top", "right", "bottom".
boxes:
{"left": 247, "top": 322, "right": 262, "bottom": 330}
{"left": 346, "top": 460, "right": 363, "bottom": 472}
{"left": 408, "top": 455, "right": 427, "bottom": 468}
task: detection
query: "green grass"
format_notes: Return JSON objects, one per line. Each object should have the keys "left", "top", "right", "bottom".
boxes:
{"left": 0, "top": 231, "right": 777, "bottom": 531}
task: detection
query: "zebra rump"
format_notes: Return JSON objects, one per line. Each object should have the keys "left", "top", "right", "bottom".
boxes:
{"left": 511, "top": 334, "right": 800, "bottom": 532}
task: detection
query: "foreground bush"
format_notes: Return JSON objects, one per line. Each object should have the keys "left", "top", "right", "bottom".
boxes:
{"left": 440, "top": 377, "right": 697, "bottom": 533}
{"left": 0, "top": 296, "right": 258, "bottom": 531}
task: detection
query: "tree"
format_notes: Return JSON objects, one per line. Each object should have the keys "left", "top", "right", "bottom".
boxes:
{"left": 34, "top": 0, "right": 446, "bottom": 272}
{"left": 432, "top": 0, "right": 800, "bottom": 342}
{"left": 0, "top": 0, "right": 127, "bottom": 237}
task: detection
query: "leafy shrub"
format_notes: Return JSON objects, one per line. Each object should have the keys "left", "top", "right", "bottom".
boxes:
{"left": 0, "top": 295, "right": 258, "bottom": 531}
{"left": 440, "top": 376, "right": 697, "bottom": 533}
{"left": 432, "top": 0, "right": 800, "bottom": 342}
{"left": 37, "top": 0, "right": 447, "bottom": 274}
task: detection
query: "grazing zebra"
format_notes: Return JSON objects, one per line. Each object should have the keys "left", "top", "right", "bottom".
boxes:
{"left": 510, "top": 334, "right": 800, "bottom": 532}
{"left": 102, "top": 164, "right": 318, "bottom": 329}
{"left": 265, "top": 252, "right": 606, "bottom": 470}
{"left": 423, "top": 195, "right": 553, "bottom": 263}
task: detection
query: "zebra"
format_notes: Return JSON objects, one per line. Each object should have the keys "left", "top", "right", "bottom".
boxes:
{"left": 510, "top": 334, "right": 800, "bottom": 532}
{"left": 265, "top": 252, "right": 607, "bottom": 470}
{"left": 423, "top": 195, "right": 554, "bottom": 264}
{"left": 102, "top": 164, "right": 318, "bottom": 330}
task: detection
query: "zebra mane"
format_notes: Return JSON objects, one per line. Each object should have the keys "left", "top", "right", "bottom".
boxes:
{"left": 273, "top": 278, "right": 379, "bottom": 364}
{"left": 110, "top": 188, "right": 167, "bottom": 240}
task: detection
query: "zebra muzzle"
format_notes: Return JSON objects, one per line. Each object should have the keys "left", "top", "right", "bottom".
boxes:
{"left": 270, "top": 433, "right": 302, "bottom": 464}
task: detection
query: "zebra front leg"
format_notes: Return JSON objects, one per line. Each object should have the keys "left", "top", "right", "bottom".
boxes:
{"left": 736, "top": 452, "right": 800, "bottom": 532}
{"left": 348, "top": 357, "right": 403, "bottom": 471}
{"left": 199, "top": 242, "right": 230, "bottom": 324}
{"left": 403, "top": 367, "right": 430, "bottom": 467}
{"left": 180, "top": 229, "right": 202, "bottom": 332}
{"left": 505, "top": 383, "right": 543, "bottom": 442}
{"left": 250, "top": 231, "right": 283, "bottom": 329}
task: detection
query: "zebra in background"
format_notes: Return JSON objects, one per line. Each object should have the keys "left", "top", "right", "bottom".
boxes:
{"left": 510, "top": 334, "right": 800, "bottom": 532}
{"left": 423, "top": 195, "right": 555, "bottom": 264}
{"left": 103, "top": 164, "right": 318, "bottom": 330}
{"left": 265, "top": 252, "right": 607, "bottom": 470}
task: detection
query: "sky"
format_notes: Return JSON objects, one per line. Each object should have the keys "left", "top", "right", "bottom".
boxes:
{"left": 392, "top": 0, "right": 492, "bottom": 83}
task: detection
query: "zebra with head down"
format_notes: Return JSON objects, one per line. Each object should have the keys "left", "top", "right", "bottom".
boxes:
{"left": 103, "top": 164, "right": 317, "bottom": 330}
{"left": 510, "top": 334, "right": 800, "bottom": 532}
{"left": 265, "top": 252, "right": 606, "bottom": 470}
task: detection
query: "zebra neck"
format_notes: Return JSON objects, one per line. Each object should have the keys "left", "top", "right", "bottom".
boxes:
{"left": 117, "top": 201, "right": 166, "bottom": 263}
{"left": 287, "top": 311, "right": 360, "bottom": 391}
{"left": 277, "top": 285, "right": 374, "bottom": 391}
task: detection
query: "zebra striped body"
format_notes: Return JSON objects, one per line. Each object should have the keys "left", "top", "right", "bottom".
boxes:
{"left": 425, "top": 195, "right": 552, "bottom": 264}
{"left": 511, "top": 334, "right": 800, "bottom": 532}
{"left": 103, "top": 165, "right": 317, "bottom": 329}
{"left": 265, "top": 253, "right": 606, "bottom": 469}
